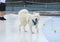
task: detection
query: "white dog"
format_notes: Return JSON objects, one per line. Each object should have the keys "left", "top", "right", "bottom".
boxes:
{"left": 18, "top": 9, "right": 40, "bottom": 33}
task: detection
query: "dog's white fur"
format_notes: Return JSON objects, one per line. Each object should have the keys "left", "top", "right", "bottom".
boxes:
{"left": 18, "top": 9, "right": 40, "bottom": 33}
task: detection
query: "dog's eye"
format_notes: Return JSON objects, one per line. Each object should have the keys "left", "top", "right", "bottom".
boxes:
{"left": 36, "top": 16, "right": 38, "bottom": 17}
{"left": 35, "top": 16, "right": 38, "bottom": 17}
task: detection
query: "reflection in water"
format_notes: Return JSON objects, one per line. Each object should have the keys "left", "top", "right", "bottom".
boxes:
{"left": 19, "top": 32, "right": 32, "bottom": 42}
{"left": 0, "top": 21, "right": 6, "bottom": 42}
{"left": 0, "top": 21, "right": 6, "bottom": 32}
{"left": 19, "top": 32, "right": 40, "bottom": 42}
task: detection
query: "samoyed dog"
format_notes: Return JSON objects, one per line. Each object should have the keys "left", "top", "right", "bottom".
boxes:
{"left": 18, "top": 9, "right": 40, "bottom": 33}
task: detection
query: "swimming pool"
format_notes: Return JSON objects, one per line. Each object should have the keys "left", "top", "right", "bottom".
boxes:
{"left": 6, "top": 3, "right": 60, "bottom": 11}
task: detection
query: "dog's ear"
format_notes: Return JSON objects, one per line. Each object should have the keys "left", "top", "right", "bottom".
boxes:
{"left": 33, "top": 12, "right": 40, "bottom": 15}
{"left": 35, "top": 13, "right": 40, "bottom": 20}
{"left": 36, "top": 13, "right": 40, "bottom": 16}
{"left": 35, "top": 13, "right": 40, "bottom": 17}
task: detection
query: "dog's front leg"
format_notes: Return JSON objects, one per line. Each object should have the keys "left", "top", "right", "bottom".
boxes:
{"left": 35, "top": 25, "right": 38, "bottom": 33}
{"left": 19, "top": 24, "right": 21, "bottom": 31}
{"left": 30, "top": 25, "right": 34, "bottom": 34}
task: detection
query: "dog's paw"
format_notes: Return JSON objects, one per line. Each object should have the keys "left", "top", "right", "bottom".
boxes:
{"left": 32, "top": 32, "right": 35, "bottom": 34}
{"left": 25, "top": 31, "right": 27, "bottom": 32}
{"left": 37, "top": 31, "right": 39, "bottom": 33}
{"left": 19, "top": 29, "right": 21, "bottom": 31}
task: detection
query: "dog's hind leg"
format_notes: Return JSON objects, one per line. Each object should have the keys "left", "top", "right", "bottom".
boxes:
{"left": 19, "top": 24, "right": 21, "bottom": 31}
{"left": 23, "top": 25, "right": 27, "bottom": 32}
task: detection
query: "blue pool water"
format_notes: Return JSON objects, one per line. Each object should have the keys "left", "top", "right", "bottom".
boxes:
{"left": 6, "top": 4, "right": 60, "bottom": 11}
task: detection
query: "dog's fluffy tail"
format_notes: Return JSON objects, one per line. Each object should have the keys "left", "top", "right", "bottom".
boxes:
{"left": 18, "top": 9, "right": 29, "bottom": 15}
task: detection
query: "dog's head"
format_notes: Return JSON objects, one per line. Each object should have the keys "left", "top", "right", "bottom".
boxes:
{"left": 32, "top": 12, "right": 40, "bottom": 25}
